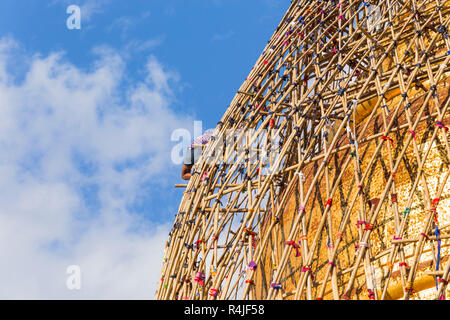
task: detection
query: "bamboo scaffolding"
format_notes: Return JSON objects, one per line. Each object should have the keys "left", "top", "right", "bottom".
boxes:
{"left": 157, "top": 0, "right": 450, "bottom": 300}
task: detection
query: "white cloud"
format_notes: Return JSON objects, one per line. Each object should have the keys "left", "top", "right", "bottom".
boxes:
{"left": 51, "top": 0, "right": 110, "bottom": 22}
{"left": 107, "top": 10, "right": 152, "bottom": 38}
{"left": 124, "top": 37, "right": 165, "bottom": 56}
{"left": 0, "top": 37, "right": 189, "bottom": 299}
{"left": 211, "top": 31, "right": 235, "bottom": 42}
{"left": 80, "top": 0, "right": 110, "bottom": 21}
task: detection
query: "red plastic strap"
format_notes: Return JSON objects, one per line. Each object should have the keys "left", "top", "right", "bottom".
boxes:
{"left": 364, "top": 223, "right": 375, "bottom": 231}
{"left": 356, "top": 220, "right": 366, "bottom": 227}
{"left": 381, "top": 135, "right": 394, "bottom": 145}
{"left": 195, "top": 240, "right": 204, "bottom": 249}
{"left": 326, "top": 198, "right": 333, "bottom": 207}
{"left": 286, "top": 241, "right": 300, "bottom": 257}
{"left": 301, "top": 266, "right": 314, "bottom": 280}
{"left": 212, "top": 235, "right": 219, "bottom": 248}
{"left": 405, "top": 282, "right": 415, "bottom": 293}
{"left": 301, "top": 266, "right": 312, "bottom": 272}
{"left": 432, "top": 198, "right": 440, "bottom": 207}
{"left": 357, "top": 185, "right": 365, "bottom": 198}
{"left": 391, "top": 193, "right": 398, "bottom": 203}
{"left": 209, "top": 289, "right": 219, "bottom": 297}
{"left": 436, "top": 121, "right": 449, "bottom": 132}
{"left": 244, "top": 228, "right": 257, "bottom": 248}
{"left": 194, "top": 272, "right": 204, "bottom": 286}
{"left": 244, "top": 228, "right": 256, "bottom": 236}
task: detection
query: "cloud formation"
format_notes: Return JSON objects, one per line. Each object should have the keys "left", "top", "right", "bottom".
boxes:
{"left": 51, "top": 0, "right": 111, "bottom": 21}
{"left": 0, "top": 37, "right": 188, "bottom": 299}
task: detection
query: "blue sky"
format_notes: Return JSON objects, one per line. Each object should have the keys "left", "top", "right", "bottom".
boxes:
{"left": 0, "top": 0, "right": 286, "bottom": 126}
{"left": 0, "top": 0, "right": 288, "bottom": 298}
